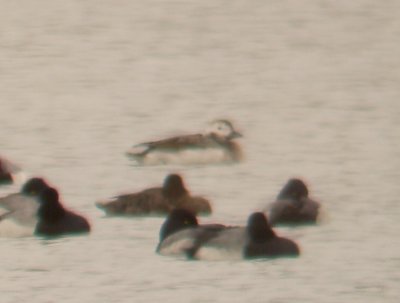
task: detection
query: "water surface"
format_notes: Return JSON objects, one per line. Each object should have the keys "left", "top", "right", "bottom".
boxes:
{"left": 0, "top": 1, "right": 399, "bottom": 302}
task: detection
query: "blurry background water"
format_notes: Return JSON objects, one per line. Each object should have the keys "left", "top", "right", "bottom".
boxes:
{"left": 0, "top": 0, "right": 399, "bottom": 302}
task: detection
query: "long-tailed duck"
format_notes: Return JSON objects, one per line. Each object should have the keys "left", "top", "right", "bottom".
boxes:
{"left": 126, "top": 119, "right": 243, "bottom": 166}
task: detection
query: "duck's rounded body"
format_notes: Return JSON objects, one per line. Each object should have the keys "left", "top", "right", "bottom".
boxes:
{"left": 157, "top": 209, "right": 299, "bottom": 260}
{"left": 243, "top": 212, "right": 299, "bottom": 259}
{"left": 0, "top": 177, "right": 50, "bottom": 227}
{"left": 96, "top": 174, "right": 212, "bottom": 216}
{"left": 267, "top": 178, "right": 320, "bottom": 226}
{"left": 156, "top": 208, "right": 227, "bottom": 258}
{"left": 126, "top": 120, "right": 243, "bottom": 166}
{"left": 35, "top": 187, "right": 90, "bottom": 237}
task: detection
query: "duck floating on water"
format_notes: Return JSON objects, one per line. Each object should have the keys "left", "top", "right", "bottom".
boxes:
{"left": 35, "top": 187, "right": 91, "bottom": 237}
{"left": 96, "top": 174, "right": 212, "bottom": 216}
{"left": 126, "top": 119, "right": 243, "bottom": 166}
{"left": 157, "top": 209, "right": 300, "bottom": 260}
{"left": 266, "top": 178, "right": 321, "bottom": 226}
{"left": 0, "top": 177, "right": 50, "bottom": 227}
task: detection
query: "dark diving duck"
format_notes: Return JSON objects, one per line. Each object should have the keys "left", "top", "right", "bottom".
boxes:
{"left": 96, "top": 174, "right": 212, "bottom": 216}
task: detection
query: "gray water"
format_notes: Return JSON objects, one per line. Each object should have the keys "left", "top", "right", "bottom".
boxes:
{"left": 1, "top": 1, "right": 399, "bottom": 302}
